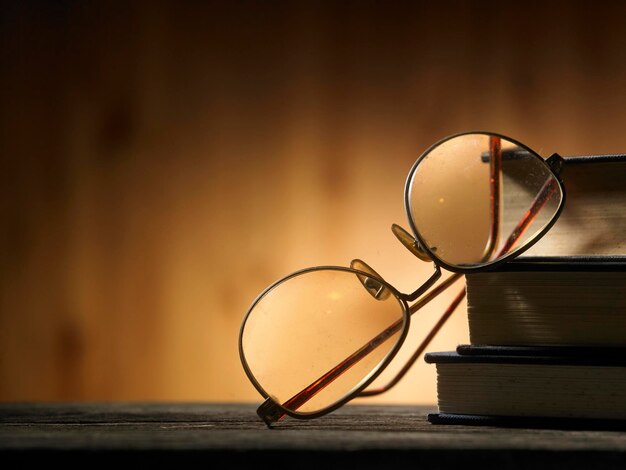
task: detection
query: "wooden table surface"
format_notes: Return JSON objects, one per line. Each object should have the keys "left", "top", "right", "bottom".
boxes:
{"left": 1, "top": 403, "right": 626, "bottom": 468}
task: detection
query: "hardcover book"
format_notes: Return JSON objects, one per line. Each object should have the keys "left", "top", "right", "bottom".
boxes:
{"left": 465, "top": 256, "right": 626, "bottom": 347}
{"left": 425, "top": 347, "right": 626, "bottom": 427}
{"left": 518, "top": 157, "right": 626, "bottom": 256}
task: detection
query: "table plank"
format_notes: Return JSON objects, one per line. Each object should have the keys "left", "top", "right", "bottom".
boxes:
{"left": 1, "top": 403, "right": 626, "bottom": 468}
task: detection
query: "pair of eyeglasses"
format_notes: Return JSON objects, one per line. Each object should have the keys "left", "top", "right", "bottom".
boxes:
{"left": 239, "top": 131, "right": 618, "bottom": 426}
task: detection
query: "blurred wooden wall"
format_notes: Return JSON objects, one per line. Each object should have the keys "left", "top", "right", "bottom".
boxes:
{"left": 2, "top": 0, "right": 626, "bottom": 403}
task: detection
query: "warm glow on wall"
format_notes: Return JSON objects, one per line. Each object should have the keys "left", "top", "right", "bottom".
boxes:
{"left": 2, "top": 1, "right": 626, "bottom": 405}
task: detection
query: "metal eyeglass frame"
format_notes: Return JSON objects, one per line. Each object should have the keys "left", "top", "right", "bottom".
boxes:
{"left": 240, "top": 131, "right": 625, "bottom": 426}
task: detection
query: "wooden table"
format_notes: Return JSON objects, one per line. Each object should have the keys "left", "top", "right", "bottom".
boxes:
{"left": 1, "top": 403, "right": 626, "bottom": 468}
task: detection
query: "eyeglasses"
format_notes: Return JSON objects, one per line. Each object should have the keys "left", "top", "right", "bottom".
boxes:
{"left": 239, "top": 131, "right": 568, "bottom": 426}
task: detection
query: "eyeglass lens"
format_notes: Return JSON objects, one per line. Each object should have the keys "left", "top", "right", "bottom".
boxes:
{"left": 407, "top": 134, "right": 562, "bottom": 268}
{"left": 241, "top": 268, "right": 406, "bottom": 415}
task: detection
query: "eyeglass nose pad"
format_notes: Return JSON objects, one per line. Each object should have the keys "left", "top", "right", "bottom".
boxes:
{"left": 391, "top": 224, "right": 432, "bottom": 262}
{"left": 350, "top": 259, "right": 392, "bottom": 301}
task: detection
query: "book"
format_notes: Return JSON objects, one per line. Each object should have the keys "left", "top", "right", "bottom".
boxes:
{"left": 425, "top": 346, "right": 626, "bottom": 427}
{"left": 465, "top": 256, "right": 626, "bottom": 347}
{"left": 427, "top": 259, "right": 626, "bottom": 428}
{"left": 425, "top": 155, "right": 626, "bottom": 428}
{"left": 519, "top": 156, "right": 626, "bottom": 256}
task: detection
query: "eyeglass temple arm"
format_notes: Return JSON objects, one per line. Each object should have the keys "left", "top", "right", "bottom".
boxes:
{"left": 484, "top": 135, "right": 502, "bottom": 261}
{"left": 358, "top": 273, "right": 463, "bottom": 397}
{"left": 257, "top": 306, "right": 406, "bottom": 426}
{"left": 498, "top": 168, "right": 560, "bottom": 256}
{"left": 360, "top": 161, "right": 563, "bottom": 397}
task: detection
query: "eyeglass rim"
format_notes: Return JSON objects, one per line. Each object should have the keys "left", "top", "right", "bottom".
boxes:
{"left": 238, "top": 265, "right": 411, "bottom": 420}
{"left": 403, "top": 130, "right": 567, "bottom": 274}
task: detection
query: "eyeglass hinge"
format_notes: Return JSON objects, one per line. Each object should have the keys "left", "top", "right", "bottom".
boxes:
{"left": 257, "top": 397, "right": 284, "bottom": 427}
{"left": 546, "top": 153, "right": 564, "bottom": 175}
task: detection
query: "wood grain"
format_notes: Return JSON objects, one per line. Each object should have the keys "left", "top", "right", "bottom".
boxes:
{"left": 2, "top": 404, "right": 626, "bottom": 468}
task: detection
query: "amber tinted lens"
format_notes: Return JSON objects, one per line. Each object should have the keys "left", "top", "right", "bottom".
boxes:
{"left": 241, "top": 268, "right": 406, "bottom": 415}
{"left": 407, "top": 133, "right": 562, "bottom": 268}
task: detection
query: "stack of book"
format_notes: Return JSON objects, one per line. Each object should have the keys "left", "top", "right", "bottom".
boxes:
{"left": 425, "top": 156, "right": 626, "bottom": 428}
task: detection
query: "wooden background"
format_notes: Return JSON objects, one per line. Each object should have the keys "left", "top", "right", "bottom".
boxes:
{"left": 2, "top": 0, "right": 626, "bottom": 404}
